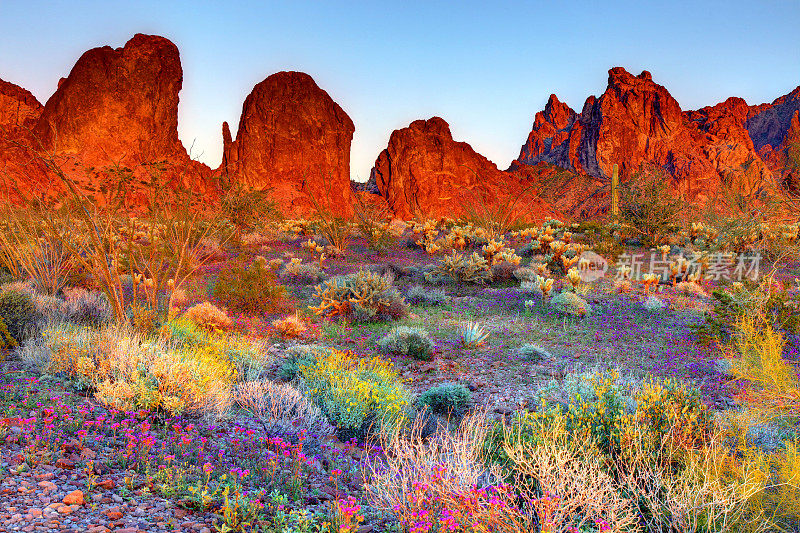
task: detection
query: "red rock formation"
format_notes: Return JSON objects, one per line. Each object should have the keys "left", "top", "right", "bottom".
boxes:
{"left": 0, "top": 79, "right": 50, "bottom": 202}
{"left": 221, "top": 71, "right": 355, "bottom": 217}
{"left": 370, "top": 117, "right": 551, "bottom": 221}
{"left": 511, "top": 67, "right": 775, "bottom": 205}
{"left": 34, "top": 34, "right": 189, "bottom": 166}
{"left": 746, "top": 86, "right": 800, "bottom": 153}
{"left": 8, "top": 34, "right": 215, "bottom": 208}
{"left": 0, "top": 78, "right": 42, "bottom": 131}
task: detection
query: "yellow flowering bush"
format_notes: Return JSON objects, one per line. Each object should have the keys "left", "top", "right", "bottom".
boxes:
{"left": 42, "top": 322, "right": 237, "bottom": 417}
{"left": 297, "top": 347, "right": 411, "bottom": 439}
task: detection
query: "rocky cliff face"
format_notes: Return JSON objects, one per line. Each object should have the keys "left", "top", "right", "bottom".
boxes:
{"left": 221, "top": 71, "right": 355, "bottom": 217}
{"left": 2, "top": 34, "right": 214, "bottom": 207}
{"left": 369, "top": 117, "right": 550, "bottom": 221}
{"left": 0, "top": 78, "right": 50, "bottom": 201}
{"left": 511, "top": 67, "right": 787, "bottom": 206}
{"left": 0, "top": 78, "right": 42, "bottom": 131}
{"left": 34, "top": 34, "right": 191, "bottom": 167}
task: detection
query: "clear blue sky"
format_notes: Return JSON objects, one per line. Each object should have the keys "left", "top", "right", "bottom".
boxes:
{"left": 1, "top": 0, "right": 798, "bottom": 181}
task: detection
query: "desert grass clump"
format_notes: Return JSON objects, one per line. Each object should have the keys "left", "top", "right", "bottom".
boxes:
{"left": 377, "top": 326, "right": 435, "bottom": 360}
{"left": 516, "top": 343, "right": 553, "bottom": 362}
{"left": 213, "top": 256, "right": 289, "bottom": 315}
{"left": 234, "top": 380, "right": 334, "bottom": 437}
{"left": 183, "top": 301, "right": 234, "bottom": 333}
{"left": 62, "top": 288, "right": 112, "bottom": 326}
{"left": 296, "top": 347, "right": 411, "bottom": 440}
{"left": 405, "top": 285, "right": 448, "bottom": 307}
{"left": 310, "top": 270, "right": 408, "bottom": 323}
{"left": 417, "top": 382, "right": 472, "bottom": 418}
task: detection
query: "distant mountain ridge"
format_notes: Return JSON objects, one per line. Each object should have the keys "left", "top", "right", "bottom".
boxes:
{"left": 1, "top": 34, "right": 798, "bottom": 219}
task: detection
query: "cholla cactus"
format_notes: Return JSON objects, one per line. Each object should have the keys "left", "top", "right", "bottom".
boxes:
{"left": 539, "top": 275, "right": 554, "bottom": 298}
{"left": 642, "top": 273, "right": 659, "bottom": 294}
{"left": 426, "top": 251, "right": 492, "bottom": 286}
{"left": 566, "top": 267, "right": 582, "bottom": 292}
{"left": 457, "top": 321, "right": 489, "bottom": 348}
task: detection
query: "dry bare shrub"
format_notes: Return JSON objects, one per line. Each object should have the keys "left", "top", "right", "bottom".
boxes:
{"left": 234, "top": 380, "right": 333, "bottom": 437}
{"left": 0, "top": 206, "right": 73, "bottom": 295}
{"left": 502, "top": 412, "right": 639, "bottom": 533}
{"left": 169, "top": 288, "right": 188, "bottom": 309}
{"left": 240, "top": 231, "right": 273, "bottom": 247}
{"left": 364, "top": 411, "right": 529, "bottom": 533}
{"left": 614, "top": 427, "right": 772, "bottom": 533}
{"left": 182, "top": 301, "right": 233, "bottom": 333}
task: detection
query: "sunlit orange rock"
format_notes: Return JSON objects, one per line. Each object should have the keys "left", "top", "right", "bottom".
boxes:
{"left": 0, "top": 78, "right": 42, "bottom": 131}
{"left": 369, "top": 116, "right": 551, "bottom": 221}
{"left": 24, "top": 34, "right": 213, "bottom": 208}
{"left": 221, "top": 71, "right": 355, "bottom": 217}
{"left": 512, "top": 67, "right": 776, "bottom": 207}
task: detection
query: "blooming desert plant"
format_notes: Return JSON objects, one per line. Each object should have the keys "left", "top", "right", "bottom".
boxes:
{"left": 296, "top": 347, "right": 411, "bottom": 440}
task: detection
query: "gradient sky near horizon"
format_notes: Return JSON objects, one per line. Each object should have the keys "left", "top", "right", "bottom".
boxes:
{"left": 1, "top": 0, "right": 799, "bottom": 181}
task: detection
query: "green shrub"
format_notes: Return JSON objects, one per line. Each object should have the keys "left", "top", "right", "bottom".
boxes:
{"left": 406, "top": 285, "right": 448, "bottom": 306}
{"left": 516, "top": 344, "right": 552, "bottom": 362}
{"left": 377, "top": 326, "right": 435, "bottom": 360}
{"left": 278, "top": 344, "right": 323, "bottom": 381}
{"left": 296, "top": 347, "right": 411, "bottom": 441}
{"left": 213, "top": 256, "right": 289, "bottom": 315}
{"left": 161, "top": 317, "right": 209, "bottom": 348}
{"left": 618, "top": 165, "right": 685, "bottom": 247}
{"left": 0, "top": 288, "right": 44, "bottom": 343}
{"left": 418, "top": 383, "right": 471, "bottom": 418}
{"left": 551, "top": 291, "right": 591, "bottom": 317}
{"left": 310, "top": 270, "right": 408, "bottom": 323}
{"left": 0, "top": 316, "right": 18, "bottom": 356}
